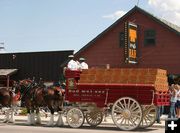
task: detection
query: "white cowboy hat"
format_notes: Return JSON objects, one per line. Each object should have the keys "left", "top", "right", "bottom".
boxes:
{"left": 68, "top": 55, "right": 74, "bottom": 58}
{"left": 79, "top": 57, "right": 85, "bottom": 61}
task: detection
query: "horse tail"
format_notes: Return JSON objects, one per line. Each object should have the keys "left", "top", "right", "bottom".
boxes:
{"left": 9, "top": 91, "right": 13, "bottom": 106}
{"left": 53, "top": 87, "right": 64, "bottom": 111}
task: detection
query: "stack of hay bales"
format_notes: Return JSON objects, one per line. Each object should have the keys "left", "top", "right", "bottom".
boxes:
{"left": 79, "top": 68, "right": 168, "bottom": 91}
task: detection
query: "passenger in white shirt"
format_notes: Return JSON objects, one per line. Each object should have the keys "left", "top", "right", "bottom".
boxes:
{"left": 79, "top": 57, "right": 88, "bottom": 70}
{"left": 67, "top": 55, "right": 78, "bottom": 70}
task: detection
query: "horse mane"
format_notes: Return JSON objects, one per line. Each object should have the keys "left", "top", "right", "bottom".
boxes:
{"left": 20, "top": 79, "right": 33, "bottom": 84}
{"left": 19, "top": 79, "right": 34, "bottom": 88}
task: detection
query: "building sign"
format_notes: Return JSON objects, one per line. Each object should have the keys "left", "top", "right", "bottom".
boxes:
{"left": 124, "top": 22, "right": 138, "bottom": 64}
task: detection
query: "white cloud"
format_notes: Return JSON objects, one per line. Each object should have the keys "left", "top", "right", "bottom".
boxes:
{"left": 148, "top": 0, "right": 180, "bottom": 26}
{"left": 103, "top": 10, "right": 126, "bottom": 20}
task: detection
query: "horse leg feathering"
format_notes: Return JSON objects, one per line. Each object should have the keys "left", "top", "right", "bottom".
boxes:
{"left": 3, "top": 108, "right": 10, "bottom": 123}
{"left": 27, "top": 108, "right": 35, "bottom": 125}
{"left": 8, "top": 107, "right": 15, "bottom": 123}
{"left": 36, "top": 108, "right": 41, "bottom": 124}
{"left": 47, "top": 107, "right": 55, "bottom": 126}
{"left": 56, "top": 111, "right": 64, "bottom": 126}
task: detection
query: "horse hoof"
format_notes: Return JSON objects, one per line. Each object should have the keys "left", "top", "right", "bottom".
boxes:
{"left": 27, "top": 122, "right": 33, "bottom": 125}
{"left": 56, "top": 121, "right": 64, "bottom": 127}
{"left": 28, "top": 123, "right": 35, "bottom": 126}
{"left": 56, "top": 124, "right": 64, "bottom": 127}
{"left": 47, "top": 123, "right": 54, "bottom": 127}
{"left": 8, "top": 121, "right": 14, "bottom": 123}
{"left": 3, "top": 120, "right": 8, "bottom": 123}
{"left": 36, "top": 122, "right": 41, "bottom": 125}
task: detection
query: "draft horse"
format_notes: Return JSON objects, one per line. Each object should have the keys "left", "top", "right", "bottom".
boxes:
{"left": 13, "top": 79, "right": 65, "bottom": 126}
{"left": 0, "top": 87, "right": 20, "bottom": 123}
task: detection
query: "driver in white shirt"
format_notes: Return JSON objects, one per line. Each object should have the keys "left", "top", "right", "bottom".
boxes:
{"left": 67, "top": 55, "right": 78, "bottom": 70}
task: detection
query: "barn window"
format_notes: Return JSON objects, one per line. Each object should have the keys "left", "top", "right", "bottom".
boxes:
{"left": 144, "top": 30, "right": 156, "bottom": 46}
{"left": 119, "top": 32, "right": 124, "bottom": 47}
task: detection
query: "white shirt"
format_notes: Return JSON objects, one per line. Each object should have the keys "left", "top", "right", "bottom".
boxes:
{"left": 170, "top": 89, "right": 178, "bottom": 103}
{"left": 76, "top": 61, "right": 81, "bottom": 70}
{"left": 80, "top": 62, "right": 88, "bottom": 69}
{"left": 67, "top": 59, "right": 78, "bottom": 70}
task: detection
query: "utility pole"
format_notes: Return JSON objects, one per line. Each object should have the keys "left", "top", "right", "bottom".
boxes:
{"left": 0, "top": 42, "right": 6, "bottom": 53}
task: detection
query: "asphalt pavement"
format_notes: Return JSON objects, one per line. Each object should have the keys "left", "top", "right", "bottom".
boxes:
{"left": 0, "top": 114, "right": 167, "bottom": 128}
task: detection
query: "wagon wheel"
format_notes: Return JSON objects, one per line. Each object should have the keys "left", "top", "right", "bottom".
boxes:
{"left": 140, "top": 105, "right": 157, "bottom": 128}
{"left": 66, "top": 108, "right": 85, "bottom": 128}
{"left": 112, "top": 97, "right": 143, "bottom": 131}
{"left": 86, "top": 109, "right": 103, "bottom": 127}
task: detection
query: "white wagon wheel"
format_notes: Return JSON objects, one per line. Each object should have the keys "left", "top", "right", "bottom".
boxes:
{"left": 66, "top": 108, "right": 85, "bottom": 128}
{"left": 86, "top": 109, "right": 103, "bottom": 127}
{"left": 140, "top": 105, "right": 157, "bottom": 128}
{"left": 112, "top": 97, "right": 143, "bottom": 131}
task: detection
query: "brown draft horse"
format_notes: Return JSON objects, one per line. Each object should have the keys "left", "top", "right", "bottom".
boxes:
{"left": 0, "top": 87, "right": 20, "bottom": 123}
{"left": 13, "top": 79, "right": 65, "bottom": 126}
{"left": 0, "top": 88, "right": 12, "bottom": 107}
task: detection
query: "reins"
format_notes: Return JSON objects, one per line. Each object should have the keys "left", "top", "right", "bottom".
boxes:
{"left": 19, "top": 81, "right": 35, "bottom": 100}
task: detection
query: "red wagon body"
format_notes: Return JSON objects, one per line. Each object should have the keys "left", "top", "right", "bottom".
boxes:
{"left": 65, "top": 70, "right": 169, "bottom": 107}
{"left": 64, "top": 69, "right": 170, "bottom": 130}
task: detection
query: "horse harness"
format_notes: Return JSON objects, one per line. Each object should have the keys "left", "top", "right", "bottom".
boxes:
{"left": 20, "top": 82, "right": 37, "bottom": 102}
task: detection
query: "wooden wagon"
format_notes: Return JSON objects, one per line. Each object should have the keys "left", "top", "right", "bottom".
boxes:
{"left": 64, "top": 68, "right": 169, "bottom": 130}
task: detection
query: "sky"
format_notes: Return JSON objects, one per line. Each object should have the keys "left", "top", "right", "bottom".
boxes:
{"left": 0, "top": 0, "right": 180, "bottom": 53}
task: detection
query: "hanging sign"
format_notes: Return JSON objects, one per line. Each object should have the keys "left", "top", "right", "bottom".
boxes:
{"left": 124, "top": 22, "right": 138, "bottom": 64}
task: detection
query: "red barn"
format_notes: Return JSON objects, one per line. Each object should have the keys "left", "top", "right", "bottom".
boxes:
{"left": 75, "top": 6, "right": 180, "bottom": 75}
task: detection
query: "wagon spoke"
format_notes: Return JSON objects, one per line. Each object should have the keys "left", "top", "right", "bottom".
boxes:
{"left": 131, "top": 110, "right": 141, "bottom": 114}
{"left": 120, "top": 118, "right": 125, "bottom": 124}
{"left": 116, "top": 115, "right": 123, "bottom": 122}
{"left": 146, "top": 115, "right": 153, "bottom": 122}
{"left": 114, "top": 109, "right": 123, "bottom": 114}
{"left": 131, "top": 106, "right": 139, "bottom": 111}
{"left": 118, "top": 101, "right": 125, "bottom": 109}
{"left": 127, "top": 98, "right": 131, "bottom": 109}
{"left": 144, "top": 117, "right": 148, "bottom": 125}
{"left": 129, "top": 101, "right": 136, "bottom": 110}
{"left": 123, "top": 99, "right": 127, "bottom": 108}
{"left": 129, "top": 118, "right": 136, "bottom": 127}
{"left": 147, "top": 114, "right": 154, "bottom": 119}
{"left": 127, "top": 119, "right": 130, "bottom": 127}
{"left": 115, "top": 105, "right": 124, "bottom": 112}
{"left": 131, "top": 113, "right": 141, "bottom": 118}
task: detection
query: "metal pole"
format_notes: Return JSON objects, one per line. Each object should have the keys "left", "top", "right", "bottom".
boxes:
{"left": 7, "top": 75, "right": 9, "bottom": 90}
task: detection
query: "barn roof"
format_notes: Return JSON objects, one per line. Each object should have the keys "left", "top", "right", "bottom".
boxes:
{"left": 75, "top": 6, "right": 180, "bottom": 57}
{"left": 137, "top": 6, "right": 180, "bottom": 34}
